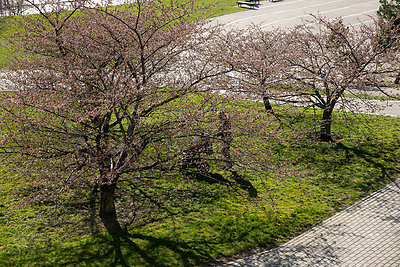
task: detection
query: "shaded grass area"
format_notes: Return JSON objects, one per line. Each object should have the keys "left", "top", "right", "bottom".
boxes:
{"left": 1, "top": 104, "right": 399, "bottom": 266}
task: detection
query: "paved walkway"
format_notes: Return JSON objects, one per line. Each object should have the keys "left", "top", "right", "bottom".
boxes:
{"left": 222, "top": 179, "right": 400, "bottom": 266}
{"left": 337, "top": 98, "right": 400, "bottom": 117}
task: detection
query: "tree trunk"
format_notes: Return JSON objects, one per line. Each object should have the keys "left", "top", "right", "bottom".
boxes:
{"left": 99, "top": 184, "right": 128, "bottom": 265}
{"left": 320, "top": 108, "right": 333, "bottom": 142}
{"left": 218, "top": 111, "right": 233, "bottom": 170}
{"left": 263, "top": 96, "right": 274, "bottom": 113}
{"left": 395, "top": 71, "right": 400, "bottom": 84}
{"left": 99, "top": 183, "right": 123, "bottom": 234}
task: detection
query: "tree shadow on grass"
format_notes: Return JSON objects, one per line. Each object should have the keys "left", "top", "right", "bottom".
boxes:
{"left": 0, "top": 204, "right": 333, "bottom": 267}
{"left": 188, "top": 171, "right": 258, "bottom": 198}
{"left": 120, "top": 232, "right": 218, "bottom": 267}
{"left": 335, "top": 142, "right": 399, "bottom": 186}
{"left": 0, "top": 232, "right": 216, "bottom": 266}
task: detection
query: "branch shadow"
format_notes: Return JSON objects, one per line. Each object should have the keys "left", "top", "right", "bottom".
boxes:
{"left": 0, "top": 231, "right": 217, "bottom": 266}
{"left": 219, "top": 220, "right": 348, "bottom": 266}
{"left": 335, "top": 142, "right": 398, "bottom": 185}
{"left": 186, "top": 170, "right": 258, "bottom": 198}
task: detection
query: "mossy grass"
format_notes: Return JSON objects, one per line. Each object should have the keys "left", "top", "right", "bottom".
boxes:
{"left": 1, "top": 97, "right": 399, "bottom": 266}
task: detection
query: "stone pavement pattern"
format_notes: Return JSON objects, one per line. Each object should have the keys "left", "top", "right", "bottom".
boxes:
{"left": 222, "top": 179, "right": 400, "bottom": 266}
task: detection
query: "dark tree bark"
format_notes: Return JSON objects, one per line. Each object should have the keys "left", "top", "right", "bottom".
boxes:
{"left": 263, "top": 95, "right": 274, "bottom": 113}
{"left": 320, "top": 108, "right": 333, "bottom": 142}
{"left": 99, "top": 183, "right": 123, "bottom": 234}
{"left": 218, "top": 111, "right": 233, "bottom": 170}
{"left": 395, "top": 71, "right": 400, "bottom": 84}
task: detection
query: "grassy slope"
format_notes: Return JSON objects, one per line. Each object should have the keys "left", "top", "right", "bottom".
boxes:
{"left": 0, "top": 17, "right": 18, "bottom": 69}
{"left": 0, "top": 103, "right": 399, "bottom": 266}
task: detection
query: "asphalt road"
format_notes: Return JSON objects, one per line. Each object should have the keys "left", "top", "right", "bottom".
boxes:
{"left": 214, "top": 0, "right": 381, "bottom": 30}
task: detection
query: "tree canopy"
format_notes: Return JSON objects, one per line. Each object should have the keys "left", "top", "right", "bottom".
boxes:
{"left": 0, "top": 0, "right": 276, "bottom": 239}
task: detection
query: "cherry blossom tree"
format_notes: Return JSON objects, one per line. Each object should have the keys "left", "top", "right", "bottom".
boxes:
{"left": 1, "top": 0, "right": 276, "bottom": 237}
{"left": 282, "top": 18, "right": 399, "bottom": 141}
{"left": 0, "top": 0, "right": 24, "bottom": 16}
{"left": 212, "top": 28, "right": 289, "bottom": 113}
{"left": 229, "top": 19, "right": 396, "bottom": 142}
{"left": 221, "top": 18, "right": 399, "bottom": 142}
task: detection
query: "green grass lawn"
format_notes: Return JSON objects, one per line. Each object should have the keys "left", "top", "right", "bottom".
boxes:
{"left": 201, "top": 0, "right": 243, "bottom": 16}
{"left": 0, "top": 17, "right": 19, "bottom": 69}
{"left": 1, "top": 101, "right": 399, "bottom": 266}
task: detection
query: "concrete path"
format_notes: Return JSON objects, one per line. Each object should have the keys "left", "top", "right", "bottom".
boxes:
{"left": 267, "top": 93, "right": 400, "bottom": 117}
{"left": 221, "top": 179, "right": 400, "bottom": 266}
{"left": 0, "top": 72, "right": 14, "bottom": 92}
{"left": 338, "top": 98, "right": 400, "bottom": 117}
{"left": 214, "top": 0, "right": 381, "bottom": 30}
